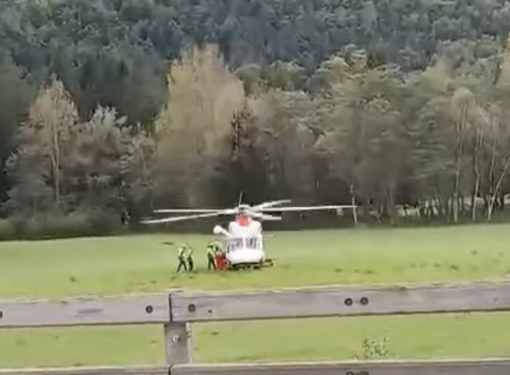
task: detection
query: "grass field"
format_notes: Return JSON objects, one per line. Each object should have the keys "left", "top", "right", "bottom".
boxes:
{"left": 2, "top": 224, "right": 510, "bottom": 368}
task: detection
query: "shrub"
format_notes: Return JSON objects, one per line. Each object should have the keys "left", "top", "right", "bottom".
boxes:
{"left": 0, "top": 209, "right": 125, "bottom": 241}
{"left": 0, "top": 218, "right": 17, "bottom": 241}
{"left": 355, "top": 335, "right": 390, "bottom": 360}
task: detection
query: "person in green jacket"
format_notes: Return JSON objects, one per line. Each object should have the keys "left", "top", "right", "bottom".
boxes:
{"left": 176, "top": 245, "right": 188, "bottom": 272}
{"left": 207, "top": 242, "right": 216, "bottom": 270}
{"left": 214, "top": 241, "right": 223, "bottom": 253}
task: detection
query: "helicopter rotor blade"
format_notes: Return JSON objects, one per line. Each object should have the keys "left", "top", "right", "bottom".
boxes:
{"left": 143, "top": 200, "right": 355, "bottom": 225}
{"left": 251, "top": 199, "right": 292, "bottom": 210}
{"left": 141, "top": 211, "right": 225, "bottom": 225}
{"left": 260, "top": 205, "right": 357, "bottom": 212}
{"left": 251, "top": 212, "right": 282, "bottom": 221}
{"left": 154, "top": 209, "right": 224, "bottom": 214}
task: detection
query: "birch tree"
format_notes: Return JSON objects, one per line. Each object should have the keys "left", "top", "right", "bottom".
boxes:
{"left": 5, "top": 76, "right": 79, "bottom": 215}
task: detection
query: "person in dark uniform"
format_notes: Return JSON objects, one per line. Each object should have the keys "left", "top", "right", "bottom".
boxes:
{"left": 176, "top": 245, "right": 188, "bottom": 272}
{"left": 186, "top": 246, "right": 194, "bottom": 272}
{"left": 207, "top": 242, "right": 216, "bottom": 270}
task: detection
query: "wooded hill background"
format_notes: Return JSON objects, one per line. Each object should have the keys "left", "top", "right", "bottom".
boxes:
{"left": 2, "top": 0, "right": 510, "bottom": 239}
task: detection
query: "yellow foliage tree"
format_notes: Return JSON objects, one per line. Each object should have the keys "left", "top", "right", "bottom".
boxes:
{"left": 154, "top": 44, "right": 248, "bottom": 206}
{"left": 8, "top": 75, "right": 80, "bottom": 211}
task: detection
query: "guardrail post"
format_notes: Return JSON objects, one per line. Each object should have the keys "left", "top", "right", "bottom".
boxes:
{"left": 165, "top": 292, "right": 192, "bottom": 365}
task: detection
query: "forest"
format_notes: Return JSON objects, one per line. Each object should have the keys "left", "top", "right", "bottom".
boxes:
{"left": 1, "top": 0, "right": 510, "bottom": 239}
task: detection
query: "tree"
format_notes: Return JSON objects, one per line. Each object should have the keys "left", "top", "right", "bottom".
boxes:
{"left": 4, "top": 76, "right": 79, "bottom": 215}
{"left": 152, "top": 44, "right": 249, "bottom": 206}
{"left": 0, "top": 55, "right": 34, "bottom": 204}
{"left": 66, "top": 106, "right": 130, "bottom": 211}
{"left": 315, "top": 51, "right": 405, "bottom": 223}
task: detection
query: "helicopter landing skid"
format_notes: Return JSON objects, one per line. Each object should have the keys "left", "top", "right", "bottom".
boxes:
{"left": 227, "top": 259, "right": 274, "bottom": 271}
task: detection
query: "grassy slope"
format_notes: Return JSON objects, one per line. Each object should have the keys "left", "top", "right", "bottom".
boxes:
{"left": 1, "top": 224, "right": 510, "bottom": 367}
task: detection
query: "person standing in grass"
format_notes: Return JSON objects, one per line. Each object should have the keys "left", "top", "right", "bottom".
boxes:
{"left": 207, "top": 242, "right": 216, "bottom": 270}
{"left": 176, "top": 245, "right": 188, "bottom": 272}
{"left": 213, "top": 241, "right": 223, "bottom": 253}
{"left": 186, "top": 246, "right": 195, "bottom": 272}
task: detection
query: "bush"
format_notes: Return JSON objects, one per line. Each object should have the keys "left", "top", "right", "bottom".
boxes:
{"left": 0, "top": 209, "right": 125, "bottom": 241}
{"left": 83, "top": 207, "right": 122, "bottom": 234}
{"left": 0, "top": 218, "right": 17, "bottom": 241}
{"left": 355, "top": 336, "right": 390, "bottom": 360}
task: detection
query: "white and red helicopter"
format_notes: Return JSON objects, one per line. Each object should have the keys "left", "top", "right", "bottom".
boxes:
{"left": 141, "top": 199, "right": 356, "bottom": 269}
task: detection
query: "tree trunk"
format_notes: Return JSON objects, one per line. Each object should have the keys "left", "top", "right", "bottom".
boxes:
{"left": 452, "top": 103, "right": 467, "bottom": 223}
{"left": 363, "top": 196, "right": 371, "bottom": 222}
{"left": 487, "top": 156, "right": 510, "bottom": 221}
{"left": 386, "top": 183, "right": 396, "bottom": 225}
{"left": 349, "top": 178, "right": 358, "bottom": 226}
{"left": 51, "top": 152, "right": 60, "bottom": 208}
{"left": 487, "top": 132, "right": 497, "bottom": 219}
{"left": 471, "top": 177, "right": 480, "bottom": 221}
{"left": 471, "top": 131, "right": 482, "bottom": 221}
{"left": 452, "top": 157, "right": 461, "bottom": 223}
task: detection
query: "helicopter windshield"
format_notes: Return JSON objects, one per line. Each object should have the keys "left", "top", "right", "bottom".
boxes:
{"left": 246, "top": 236, "right": 260, "bottom": 249}
{"left": 227, "top": 238, "right": 243, "bottom": 252}
{"left": 226, "top": 237, "right": 260, "bottom": 251}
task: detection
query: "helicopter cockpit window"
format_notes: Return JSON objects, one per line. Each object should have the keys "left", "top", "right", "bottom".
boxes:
{"left": 227, "top": 238, "right": 243, "bottom": 252}
{"left": 246, "top": 237, "right": 259, "bottom": 249}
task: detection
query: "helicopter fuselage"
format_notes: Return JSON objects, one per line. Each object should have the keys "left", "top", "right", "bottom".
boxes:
{"left": 213, "top": 216, "right": 266, "bottom": 268}
{"left": 141, "top": 199, "right": 356, "bottom": 270}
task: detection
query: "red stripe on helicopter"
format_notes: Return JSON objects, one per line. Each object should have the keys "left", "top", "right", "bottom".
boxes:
{"left": 237, "top": 215, "right": 250, "bottom": 226}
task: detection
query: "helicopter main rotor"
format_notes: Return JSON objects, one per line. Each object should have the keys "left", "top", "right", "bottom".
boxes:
{"left": 140, "top": 199, "right": 357, "bottom": 225}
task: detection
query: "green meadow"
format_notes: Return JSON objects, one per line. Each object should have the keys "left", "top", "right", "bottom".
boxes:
{"left": 1, "top": 224, "right": 510, "bottom": 368}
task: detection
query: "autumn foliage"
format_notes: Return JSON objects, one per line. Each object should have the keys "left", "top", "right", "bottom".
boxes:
{"left": 2, "top": 41, "right": 510, "bottom": 239}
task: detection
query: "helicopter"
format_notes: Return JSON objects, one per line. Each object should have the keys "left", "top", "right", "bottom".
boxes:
{"left": 141, "top": 199, "right": 356, "bottom": 270}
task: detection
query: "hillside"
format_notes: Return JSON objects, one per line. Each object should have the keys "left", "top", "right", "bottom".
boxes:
{"left": 1, "top": 0, "right": 510, "bottom": 238}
